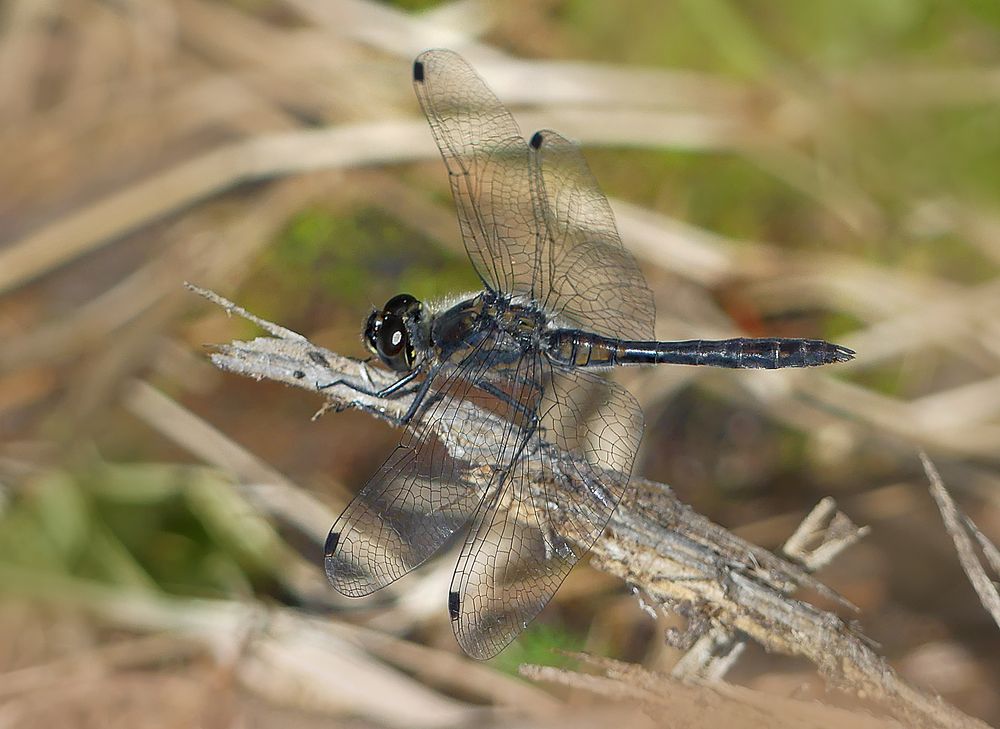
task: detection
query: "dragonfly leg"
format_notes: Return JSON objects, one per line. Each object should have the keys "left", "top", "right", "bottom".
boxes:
{"left": 413, "top": 368, "right": 544, "bottom": 428}
{"left": 399, "top": 361, "right": 446, "bottom": 425}
{"left": 318, "top": 365, "right": 423, "bottom": 400}
{"left": 491, "top": 416, "right": 569, "bottom": 562}
{"left": 473, "top": 380, "right": 537, "bottom": 422}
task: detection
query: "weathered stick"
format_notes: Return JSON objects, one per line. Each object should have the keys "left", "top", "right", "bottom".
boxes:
{"left": 922, "top": 452, "right": 1000, "bottom": 630}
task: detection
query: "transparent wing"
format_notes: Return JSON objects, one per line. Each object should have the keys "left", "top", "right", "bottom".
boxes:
{"left": 413, "top": 49, "right": 544, "bottom": 299}
{"left": 325, "top": 322, "right": 541, "bottom": 597}
{"left": 530, "top": 130, "right": 656, "bottom": 340}
{"left": 449, "top": 365, "right": 643, "bottom": 659}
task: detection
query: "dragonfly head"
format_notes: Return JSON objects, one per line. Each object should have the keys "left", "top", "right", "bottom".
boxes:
{"left": 363, "top": 293, "right": 424, "bottom": 372}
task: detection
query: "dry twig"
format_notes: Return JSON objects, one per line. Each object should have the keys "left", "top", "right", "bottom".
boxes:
{"left": 921, "top": 451, "right": 1000, "bottom": 630}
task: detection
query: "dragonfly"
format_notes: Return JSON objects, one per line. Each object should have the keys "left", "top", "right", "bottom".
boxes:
{"left": 322, "top": 49, "right": 854, "bottom": 659}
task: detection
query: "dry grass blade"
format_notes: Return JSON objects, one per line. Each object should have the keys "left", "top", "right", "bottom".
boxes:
{"left": 0, "top": 570, "right": 478, "bottom": 729}
{"left": 522, "top": 657, "right": 908, "bottom": 729}
{"left": 0, "top": 105, "right": 748, "bottom": 298}
{"left": 0, "top": 123, "right": 430, "bottom": 295}
{"left": 921, "top": 451, "right": 1000, "bottom": 631}
{"left": 782, "top": 496, "right": 871, "bottom": 573}
{"left": 0, "top": 633, "right": 203, "bottom": 700}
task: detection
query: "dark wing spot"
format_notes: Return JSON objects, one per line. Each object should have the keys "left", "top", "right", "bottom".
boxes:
{"left": 529, "top": 131, "right": 544, "bottom": 149}
{"left": 448, "top": 591, "right": 461, "bottom": 621}
{"left": 292, "top": 370, "right": 305, "bottom": 379}
{"left": 308, "top": 351, "right": 329, "bottom": 366}
{"left": 413, "top": 60, "right": 425, "bottom": 82}
{"left": 324, "top": 531, "right": 341, "bottom": 558}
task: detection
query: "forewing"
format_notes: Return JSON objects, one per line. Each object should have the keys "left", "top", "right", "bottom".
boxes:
{"left": 325, "top": 324, "right": 541, "bottom": 597}
{"left": 449, "top": 365, "right": 643, "bottom": 659}
{"left": 530, "top": 130, "right": 656, "bottom": 340}
{"left": 413, "top": 49, "right": 543, "bottom": 299}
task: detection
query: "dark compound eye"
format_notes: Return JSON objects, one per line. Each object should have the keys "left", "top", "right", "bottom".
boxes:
{"left": 378, "top": 316, "right": 406, "bottom": 356}
{"left": 384, "top": 293, "right": 422, "bottom": 319}
{"left": 362, "top": 309, "right": 381, "bottom": 355}
{"left": 376, "top": 315, "right": 413, "bottom": 371}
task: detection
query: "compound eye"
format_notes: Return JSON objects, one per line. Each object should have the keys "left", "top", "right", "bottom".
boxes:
{"left": 378, "top": 317, "right": 405, "bottom": 356}
{"left": 376, "top": 315, "right": 412, "bottom": 371}
{"left": 384, "top": 293, "right": 422, "bottom": 320}
{"left": 362, "top": 310, "right": 381, "bottom": 355}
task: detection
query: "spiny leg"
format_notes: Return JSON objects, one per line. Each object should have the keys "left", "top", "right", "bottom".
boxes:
{"left": 473, "top": 379, "right": 538, "bottom": 422}
{"left": 318, "top": 362, "right": 445, "bottom": 428}
{"left": 318, "top": 365, "right": 423, "bottom": 399}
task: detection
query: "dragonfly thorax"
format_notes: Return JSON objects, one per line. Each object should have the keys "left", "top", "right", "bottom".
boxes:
{"left": 482, "top": 295, "right": 548, "bottom": 345}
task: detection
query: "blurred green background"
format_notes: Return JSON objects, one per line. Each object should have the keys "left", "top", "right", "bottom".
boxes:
{"left": 1, "top": 0, "right": 998, "bottom": 726}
